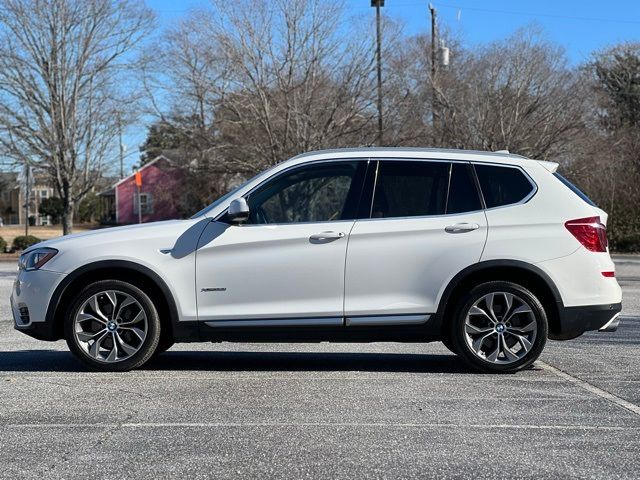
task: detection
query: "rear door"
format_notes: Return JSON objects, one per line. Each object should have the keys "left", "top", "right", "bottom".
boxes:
{"left": 344, "top": 159, "right": 488, "bottom": 323}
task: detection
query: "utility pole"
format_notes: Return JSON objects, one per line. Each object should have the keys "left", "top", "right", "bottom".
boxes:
{"left": 372, "top": 0, "right": 384, "bottom": 146}
{"left": 135, "top": 171, "right": 142, "bottom": 224}
{"left": 23, "top": 163, "right": 29, "bottom": 236}
{"left": 118, "top": 114, "right": 125, "bottom": 179}
{"left": 429, "top": 3, "right": 438, "bottom": 146}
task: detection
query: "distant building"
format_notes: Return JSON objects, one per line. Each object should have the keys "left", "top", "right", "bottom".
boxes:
{"left": 98, "top": 155, "right": 184, "bottom": 225}
{"left": 0, "top": 172, "right": 56, "bottom": 226}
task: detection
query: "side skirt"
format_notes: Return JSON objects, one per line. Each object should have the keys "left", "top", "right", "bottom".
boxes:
{"left": 173, "top": 314, "right": 442, "bottom": 343}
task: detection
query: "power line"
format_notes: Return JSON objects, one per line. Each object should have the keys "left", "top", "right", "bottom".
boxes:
{"left": 436, "top": 3, "right": 640, "bottom": 25}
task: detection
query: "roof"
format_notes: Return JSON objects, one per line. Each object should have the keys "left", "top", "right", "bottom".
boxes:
{"left": 98, "top": 187, "right": 115, "bottom": 197}
{"left": 290, "top": 147, "right": 531, "bottom": 164}
{"left": 284, "top": 147, "right": 559, "bottom": 172}
{"left": 286, "top": 147, "right": 558, "bottom": 178}
{"left": 0, "top": 171, "right": 17, "bottom": 183}
{"left": 113, "top": 155, "right": 172, "bottom": 188}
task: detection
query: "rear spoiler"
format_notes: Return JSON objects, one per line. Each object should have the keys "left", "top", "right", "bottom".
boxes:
{"left": 537, "top": 160, "right": 559, "bottom": 173}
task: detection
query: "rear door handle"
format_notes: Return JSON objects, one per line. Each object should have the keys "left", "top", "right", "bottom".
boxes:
{"left": 309, "top": 231, "right": 345, "bottom": 242}
{"left": 445, "top": 223, "right": 480, "bottom": 233}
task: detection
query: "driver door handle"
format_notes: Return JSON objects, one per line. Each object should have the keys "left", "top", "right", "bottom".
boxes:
{"left": 445, "top": 223, "right": 480, "bottom": 233}
{"left": 309, "top": 231, "right": 346, "bottom": 242}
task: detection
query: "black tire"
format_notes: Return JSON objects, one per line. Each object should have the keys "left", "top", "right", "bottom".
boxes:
{"left": 441, "top": 335, "right": 458, "bottom": 355}
{"left": 153, "top": 336, "right": 174, "bottom": 356}
{"left": 64, "top": 280, "right": 161, "bottom": 372}
{"left": 449, "top": 281, "right": 548, "bottom": 373}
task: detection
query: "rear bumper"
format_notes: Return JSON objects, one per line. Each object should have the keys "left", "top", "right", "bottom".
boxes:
{"left": 551, "top": 302, "right": 622, "bottom": 340}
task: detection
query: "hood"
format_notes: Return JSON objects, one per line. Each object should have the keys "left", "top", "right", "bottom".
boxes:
{"left": 28, "top": 219, "right": 201, "bottom": 253}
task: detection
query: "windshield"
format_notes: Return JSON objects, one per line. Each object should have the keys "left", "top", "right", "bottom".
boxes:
{"left": 190, "top": 169, "right": 271, "bottom": 218}
{"left": 190, "top": 181, "right": 249, "bottom": 219}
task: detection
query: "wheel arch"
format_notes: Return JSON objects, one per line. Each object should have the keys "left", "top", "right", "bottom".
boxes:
{"left": 435, "top": 260, "right": 564, "bottom": 338}
{"left": 46, "top": 260, "right": 188, "bottom": 342}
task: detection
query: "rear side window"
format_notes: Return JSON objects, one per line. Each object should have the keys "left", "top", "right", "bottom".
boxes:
{"left": 446, "top": 163, "right": 482, "bottom": 214}
{"left": 371, "top": 161, "right": 449, "bottom": 218}
{"left": 475, "top": 164, "right": 535, "bottom": 208}
{"left": 553, "top": 173, "right": 596, "bottom": 207}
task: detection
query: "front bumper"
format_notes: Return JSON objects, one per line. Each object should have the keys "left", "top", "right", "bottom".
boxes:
{"left": 551, "top": 302, "right": 622, "bottom": 340}
{"left": 11, "top": 268, "right": 66, "bottom": 341}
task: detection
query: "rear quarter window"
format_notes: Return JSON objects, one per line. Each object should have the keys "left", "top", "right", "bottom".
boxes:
{"left": 553, "top": 173, "right": 597, "bottom": 207}
{"left": 474, "top": 164, "right": 535, "bottom": 208}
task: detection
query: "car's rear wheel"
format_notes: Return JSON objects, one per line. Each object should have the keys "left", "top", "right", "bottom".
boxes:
{"left": 441, "top": 335, "right": 458, "bottom": 355}
{"left": 450, "top": 281, "right": 548, "bottom": 373}
{"left": 64, "top": 280, "right": 161, "bottom": 372}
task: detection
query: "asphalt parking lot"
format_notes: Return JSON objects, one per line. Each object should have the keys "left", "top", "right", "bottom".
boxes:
{"left": 0, "top": 258, "right": 638, "bottom": 479}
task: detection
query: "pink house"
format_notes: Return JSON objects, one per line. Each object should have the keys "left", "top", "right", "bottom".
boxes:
{"left": 100, "top": 156, "right": 183, "bottom": 225}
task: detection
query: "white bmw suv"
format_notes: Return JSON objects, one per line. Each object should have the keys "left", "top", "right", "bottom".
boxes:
{"left": 11, "top": 148, "right": 622, "bottom": 372}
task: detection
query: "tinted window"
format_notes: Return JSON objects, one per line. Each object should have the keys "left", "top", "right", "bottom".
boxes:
{"left": 247, "top": 162, "right": 358, "bottom": 224}
{"left": 371, "top": 161, "right": 449, "bottom": 218}
{"left": 553, "top": 173, "right": 596, "bottom": 207}
{"left": 475, "top": 165, "right": 535, "bottom": 208}
{"left": 446, "top": 163, "right": 482, "bottom": 214}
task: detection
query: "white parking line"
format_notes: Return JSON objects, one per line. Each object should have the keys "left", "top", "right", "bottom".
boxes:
{"left": 538, "top": 361, "right": 640, "bottom": 416}
{"left": 4, "top": 422, "right": 638, "bottom": 430}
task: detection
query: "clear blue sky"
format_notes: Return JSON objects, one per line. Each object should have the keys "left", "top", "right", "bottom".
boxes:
{"left": 121, "top": 0, "right": 639, "bottom": 171}
{"left": 149, "top": 0, "right": 640, "bottom": 65}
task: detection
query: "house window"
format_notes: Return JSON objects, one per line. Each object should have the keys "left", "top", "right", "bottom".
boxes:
{"left": 40, "top": 190, "right": 48, "bottom": 198}
{"left": 134, "top": 193, "right": 153, "bottom": 215}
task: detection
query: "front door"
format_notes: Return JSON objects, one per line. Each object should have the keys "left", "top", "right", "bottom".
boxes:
{"left": 196, "top": 160, "right": 367, "bottom": 326}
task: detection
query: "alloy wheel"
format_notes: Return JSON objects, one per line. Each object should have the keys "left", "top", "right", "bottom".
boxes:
{"left": 463, "top": 291, "right": 537, "bottom": 365}
{"left": 74, "top": 290, "right": 148, "bottom": 363}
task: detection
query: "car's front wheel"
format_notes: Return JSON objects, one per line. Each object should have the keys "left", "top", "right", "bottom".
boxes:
{"left": 450, "top": 281, "right": 548, "bottom": 373}
{"left": 64, "top": 280, "right": 161, "bottom": 372}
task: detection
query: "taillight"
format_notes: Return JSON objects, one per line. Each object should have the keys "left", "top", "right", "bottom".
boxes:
{"left": 602, "top": 271, "right": 615, "bottom": 278}
{"left": 565, "top": 217, "right": 608, "bottom": 252}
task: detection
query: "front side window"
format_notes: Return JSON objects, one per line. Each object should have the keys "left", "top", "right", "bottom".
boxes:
{"left": 247, "top": 161, "right": 360, "bottom": 224}
{"left": 474, "top": 164, "right": 535, "bottom": 208}
{"left": 371, "top": 161, "right": 450, "bottom": 218}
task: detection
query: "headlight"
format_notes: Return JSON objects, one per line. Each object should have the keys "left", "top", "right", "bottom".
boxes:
{"left": 18, "top": 248, "right": 58, "bottom": 271}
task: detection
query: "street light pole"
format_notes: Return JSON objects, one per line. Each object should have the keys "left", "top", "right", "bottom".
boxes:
{"left": 372, "top": 0, "right": 384, "bottom": 146}
{"left": 429, "top": 3, "right": 438, "bottom": 146}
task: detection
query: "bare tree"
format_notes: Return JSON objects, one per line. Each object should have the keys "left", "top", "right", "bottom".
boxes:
{"left": 566, "top": 43, "right": 640, "bottom": 251}
{"left": 140, "top": 0, "right": 377, "bottom": 213}
{"left": 0, "top": 0, "right": 154, "bottom": 234}
{"left": 384, "top": 28, "right": 586, "bottom": 158}
{"left": 206, "top": 0, "right": 377, "bottom": 170}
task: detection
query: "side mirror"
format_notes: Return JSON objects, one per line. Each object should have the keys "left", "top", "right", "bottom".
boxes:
{"left": 228, "top": 197, "right": 250, "bottom": 224}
